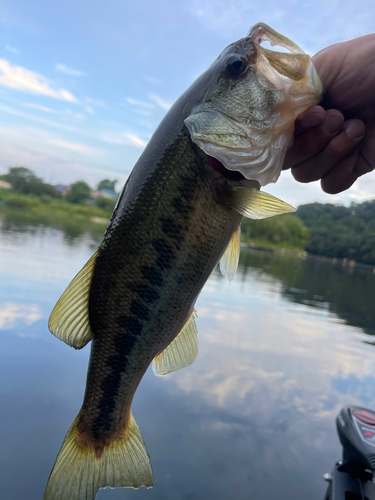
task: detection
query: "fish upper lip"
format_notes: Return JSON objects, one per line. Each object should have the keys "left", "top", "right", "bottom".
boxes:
{"left": 248, "top": 22, "right": 305, "bottom": 55}
{"left": 247, "top": 22, "right": 323, "bottom": 96}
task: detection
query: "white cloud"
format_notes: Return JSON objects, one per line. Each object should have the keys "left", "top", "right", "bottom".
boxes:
{"left": 5, "top": 45, "right": 19, "bottom": 54}
{"left": 23, "top": 103, "right": 61, "bottom": 114}
{"left": 0, "top": 59, "right": 78, "bottom": 102}
{"left": 187, "top": 0, "right": 375, "bottom": 56}
{"left": 81, "top": 97, "right": 106, "bottom": 116}
{"left": 0, "top": 104, "right": 147, "bottom": 155}
{"left": 133, "top": 109, "right": 153, "bottom": 117}
{"left": 148, "top": 93, "right": 172, "bottom": 111}
{"left": 0, "top": 128, "right": 128, "bottom": 188}
{"left": 85, "top": 105, "right": 95, "bottom": 115}
{"left": 49, "top": 138, "right": 100, "bottom": 156}
{"left": 101, "top": 131, "right": 147, "bottom": 148}
{"left": 0, "top": 303, "right": 42, "bottom": 329}
{"left": 55, "top": 63, "right": 88, "bottom": 77}
{"left": 126, "top": 97, "right": 155, "bottom": 109}
{"left": 85, "top": 97, "right": 105, "bottom": 107}
{"left": 0, "top": 103, "right": 86, "bottom": 134}
{"left": 64, "top": 109, "right": 86, "bottom": 120}
{"left": 264, "top": 170, "right": 363, "bottom": 208}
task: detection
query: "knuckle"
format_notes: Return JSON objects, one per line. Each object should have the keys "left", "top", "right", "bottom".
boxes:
{"left": 326, "top": 138, "right": 347, "bottom": 158}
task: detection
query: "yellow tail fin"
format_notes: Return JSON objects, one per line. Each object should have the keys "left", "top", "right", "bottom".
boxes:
{"left": 44, "top": 414, "right": 153, "bottom": 500}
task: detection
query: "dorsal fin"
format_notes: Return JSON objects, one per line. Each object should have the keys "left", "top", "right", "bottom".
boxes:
{"left": 220, "top": 224, "right": 241, "bottom": 281}
{"left": 228, "top": 186, "right": 295, "bottom": 219}
{"left": 152, "top": 309, "right": 198, "bottom": 376}
{"left": 48, "top": 252, "right": 97, "bottom": 349}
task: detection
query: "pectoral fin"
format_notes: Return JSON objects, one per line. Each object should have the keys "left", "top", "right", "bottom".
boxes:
{"left": 48, "top": 252, "right": 97, "bottom": 349}
{"left": 227, "top": 186, "right": 295, "bottom": 219}
{"left": 220, "top": 224, "right": 241, "bottom": 281}
{"left": 152, "top": 309, "right": 198, "bottom": 376}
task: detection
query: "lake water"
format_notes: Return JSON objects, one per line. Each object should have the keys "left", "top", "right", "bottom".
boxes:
{"left": 1, "top": 213, "right": 375, "bottom": 500}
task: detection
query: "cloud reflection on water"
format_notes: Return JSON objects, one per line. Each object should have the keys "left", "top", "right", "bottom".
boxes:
{"left": 161, "top": 265, "right": 375, "bottom": 430}
{"left": 0, "top": 302, "right": 42, "bottom": 329}
{"left": 1, "top": 219, "right": 375, "bottom": 500}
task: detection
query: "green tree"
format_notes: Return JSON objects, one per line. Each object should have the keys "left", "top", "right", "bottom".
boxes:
{"left": 4, "top": 166, "right": 59, "bottom": 197}
{"left": 97, "top": 196, "right": 117, "bottom": 212}
{"left": 5, "top": 167, "right": 38, "bottom": 191}
{"left": 241, "top": 214, "right": 308, "bottom": 250}
{"left": 296, "top": 201, "right": 375, "bottom": 264}
{"left": 66, "top": 180, "right": 92, "bottom": 204}
{"left": 97, "top": 179, "right": 117, "bottom": 192}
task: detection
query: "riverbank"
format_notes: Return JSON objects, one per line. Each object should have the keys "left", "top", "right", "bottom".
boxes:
{"left": 0, "top": 189, "right": 111, "bottom": 222}
{"left": 242, "top": 242, "right": 375, "bottom": 271}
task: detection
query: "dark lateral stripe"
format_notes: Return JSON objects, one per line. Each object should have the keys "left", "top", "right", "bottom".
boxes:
{"left": 91, "top": 314, "right": 144, "bottom": 436}
{"left": 141, "top": 265, "right": 163, "bottom": 287}
{"left": 130, "top": 300, "right": 150, "bottom": 320}
{"left": 152, "top": 238, "right": 176, "bottom": 270}
{"left": 134, "top": 284, "right": 160, "bottom": 303}
{"left": 160, "top": 217, "right": 182, "bottom": 242}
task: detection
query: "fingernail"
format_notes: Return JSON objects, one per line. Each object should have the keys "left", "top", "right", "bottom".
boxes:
{"left": 300, "top": 113, "right": 324, "bottom": 129}
{"left": 345, "top": 121, "right": 365, "bottom": 140}
{"left": 321, "top": 113, "right": 343, "bottom": 134}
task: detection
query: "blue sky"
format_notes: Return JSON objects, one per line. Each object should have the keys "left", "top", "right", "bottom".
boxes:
{"left": 1, "top": 0, "right": 374, "bottom": 206}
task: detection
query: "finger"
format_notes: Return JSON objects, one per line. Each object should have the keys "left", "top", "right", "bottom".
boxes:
{"left": 320, "top": 147, "right": 360, "bottom": 194}
{"left": 294, "top": 105, "right": 326, "bottom": 136}
{"left": 291, "top": 119, "right": 365, "bottom": 183}
{"left": 284, "top": 110, "right": 344, "bottom": 170}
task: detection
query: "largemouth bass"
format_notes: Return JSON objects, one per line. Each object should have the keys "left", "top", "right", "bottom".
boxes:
{"left": 44, "top": 23, "right": 322, "bottom": 500}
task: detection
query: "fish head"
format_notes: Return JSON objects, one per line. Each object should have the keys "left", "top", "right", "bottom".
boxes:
{"left": 184, "top": 22, "right": 323, "bottom": 186}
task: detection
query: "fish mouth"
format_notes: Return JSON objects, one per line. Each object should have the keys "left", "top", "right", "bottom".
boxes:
{"left": 248, "top": 22, "right": 323, "bottom": 98}
{"left": 248, "top": 22, "right": 305, "bottom": 55}
{"left": 201, "top": 148, "right": 261, "bottom": 189}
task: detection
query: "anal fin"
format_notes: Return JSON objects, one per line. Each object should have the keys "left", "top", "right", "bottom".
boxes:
{"left": 152, "top": 309, "right": 198, "bottom": 376}
{"left": 220, "top": 224, "right": 241, "bottom": 281}
{"left": 48, "top": 252, "right": 97, "bottom": 349}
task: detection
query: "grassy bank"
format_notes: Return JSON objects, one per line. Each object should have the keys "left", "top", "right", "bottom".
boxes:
{"left": 0, "top": 189, "right": 111, "bottom": 222}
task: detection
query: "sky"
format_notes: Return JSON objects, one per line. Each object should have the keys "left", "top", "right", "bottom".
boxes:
{"left": 0, "top": 0, "right": 374, "bottom": 207}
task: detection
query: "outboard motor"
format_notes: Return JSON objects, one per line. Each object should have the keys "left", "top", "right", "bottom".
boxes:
{"left": 324, "top": 406, "right": 375, "bottom": 500}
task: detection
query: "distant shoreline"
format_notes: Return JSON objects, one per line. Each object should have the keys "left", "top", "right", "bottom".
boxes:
{"left": 242, "top": 242, "right": 375, "bottom": 271}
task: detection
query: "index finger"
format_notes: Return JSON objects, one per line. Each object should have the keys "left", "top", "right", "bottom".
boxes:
{"left": 294, "top": 105, "right": 326, "bottom": 136}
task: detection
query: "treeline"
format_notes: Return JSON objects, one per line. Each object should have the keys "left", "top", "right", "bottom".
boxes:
{"left": 241, "top": 214, "right": 308, "bottom": 251}
{"left": 296, "top": 201, "right": 375, "bottom": 265}
{"left": 241, "top": 200, "right": 375, "bottom": 265}
{"left": 2, "top": 167, "right": 375, "bottom": 264}
{"left": 1, "top": 167, "right": 59, "bottom": 198}
{"left": 0, "top": 167, "right": 118, "bottom": 212}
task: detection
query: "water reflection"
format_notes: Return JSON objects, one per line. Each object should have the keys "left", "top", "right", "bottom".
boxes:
{"left": 0, "top": 208, "right": 105, "bottom": 246}
{"left": 1, "top": 217, "right": 375, "bottom": 500}
{"left": 239, "top": 249, "right": 375, "bottom": 339}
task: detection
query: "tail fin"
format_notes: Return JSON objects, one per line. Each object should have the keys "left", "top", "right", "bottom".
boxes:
{"left": 44, "top": 413, "right": 153, "bottom": 500}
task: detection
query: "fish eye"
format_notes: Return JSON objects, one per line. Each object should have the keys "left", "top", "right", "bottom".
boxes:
{"left": 225, "top": 54, "right": 247, "bottom": 77}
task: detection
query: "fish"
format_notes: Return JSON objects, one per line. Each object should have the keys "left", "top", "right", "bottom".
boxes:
{"left": 44, "top": 22, "right": 322, "bottom": 500}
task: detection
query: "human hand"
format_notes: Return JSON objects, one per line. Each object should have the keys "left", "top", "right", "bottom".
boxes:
{"left": 283, "top": 33, "right": 375, "bottom": 194}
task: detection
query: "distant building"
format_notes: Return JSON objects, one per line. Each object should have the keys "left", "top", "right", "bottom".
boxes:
{"left": 91, "top": 188, "right": 118, "bottom": 200}
{"left": 55, "top": 184, "right": 70, "bottom": 197}
{"left": 0, "top": 180, "right": 11, "bottom": 190}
